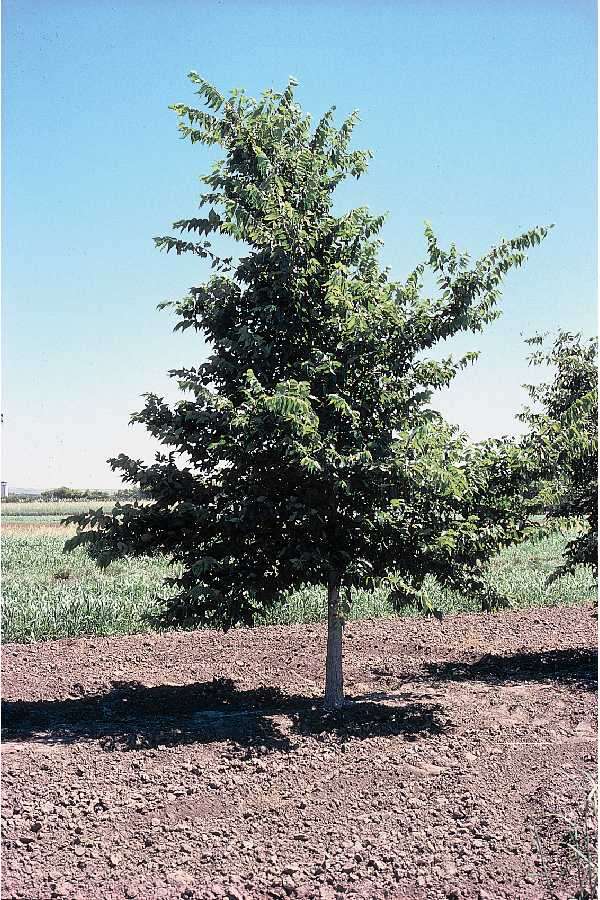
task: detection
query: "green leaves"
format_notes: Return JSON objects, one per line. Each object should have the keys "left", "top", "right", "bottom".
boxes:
{"left": 300, "top": 457, "right": 322, "bottom": 474}
{"left": 65, "top": 74, "right": 552, "bottom": 631}
{"left": 187, "top": 73, "right": 225, "bottom": 111}
{"left": 519, "top": 331, "right": 598, "bottom": 579}
{"left": 192, "top": 557, "right": 220, "bottom": 575}
{"left": 326, "top": 393, "right": 359, "bottom": 425}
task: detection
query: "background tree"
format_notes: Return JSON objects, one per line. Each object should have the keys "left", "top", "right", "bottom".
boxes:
{"left": 40, "top": 487, "right": 137, "bottom": 502}
{"left": 65, "top": 75, "right": 549, "bottom": 708}
{"left": 42, "top": 487, "right": 85, "bottom": 501}
{"left": 519, "top": 331, "right": 598, "bottom": 580}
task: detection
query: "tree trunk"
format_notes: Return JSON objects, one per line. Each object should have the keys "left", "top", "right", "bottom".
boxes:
{"left": 324, "top": 572, "right": 345, "bottom": 710}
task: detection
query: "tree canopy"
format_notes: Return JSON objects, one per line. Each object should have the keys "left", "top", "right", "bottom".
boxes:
{"left": 520, "top": 331, "right": 598, "bottom": 579}
{"left": 65, "top": 75, "right": 550, "bottom": 706}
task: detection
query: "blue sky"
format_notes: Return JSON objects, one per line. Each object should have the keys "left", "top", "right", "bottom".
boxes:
{"left": 2, "top": 0, "right": 597, "bottom": 489}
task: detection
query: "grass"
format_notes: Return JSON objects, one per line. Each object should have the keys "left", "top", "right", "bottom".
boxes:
{"left": 2, "top": 515, "right": 596, "bottom": 643}
{"left": 534, "top": 776, "right": 598, "bottom": 899}
{"left": 564, "top": 779, "right": 598, "bottom": 900}
{"left": 2, "top": 527, "right": 172, "bottom": 643}
{"left": 257, "top": 531, "right": 595, "bottom": 625}
{"left": 1, "top": 500, "right": 117, "bottom": 519}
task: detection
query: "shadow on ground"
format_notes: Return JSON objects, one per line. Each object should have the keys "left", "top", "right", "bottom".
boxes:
{"left": 1, "top": 678, "right": 444, "bottom": 753}
{"left": 422, "top": 648, "right": 597, "bottom": 691}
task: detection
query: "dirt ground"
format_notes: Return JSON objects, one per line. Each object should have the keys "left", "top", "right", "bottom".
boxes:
{"left": 1, "top": 605, "right": 597, "bottom": 900}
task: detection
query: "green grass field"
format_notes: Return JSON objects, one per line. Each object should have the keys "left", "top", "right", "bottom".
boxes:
{"left": 2, "top": 508, "right": 596, "bottom": 643}
{"left": 1, "top": 499, "right": 119, "bottom": 523}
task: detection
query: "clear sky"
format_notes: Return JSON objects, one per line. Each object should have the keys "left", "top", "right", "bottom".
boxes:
{"left": 2, "top": 0, "right": 597, "bottom": 490}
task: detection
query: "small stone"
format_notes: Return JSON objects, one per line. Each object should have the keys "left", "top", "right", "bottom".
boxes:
{"left": 108, "top": 853, "right": 122, "bottom": 867}
{"left": 168, "top": 785, "right": 186, "bottom": 797}
{"left": 318, "top": 888, "right": 336, "bottom": 900}
{"left": 166, "top": 870, "right": 194, "bottom": 889}
{"left": 30, "top": 821, "right": 43, "bottom": 833}
{"left": 367, "top": 858, "right": 384, "bottom": 872}
{"left": 227, "top": 889, "right": 244, "bottom": 900}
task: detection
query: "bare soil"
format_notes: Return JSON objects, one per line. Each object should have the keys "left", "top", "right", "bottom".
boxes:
{"left": 1, "top": 605, "right": 597, "bottom": 900}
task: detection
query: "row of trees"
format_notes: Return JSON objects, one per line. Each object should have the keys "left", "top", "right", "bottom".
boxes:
{"left": 65, "top": 76, "right": 597, "bottom": 709}
{"left": 40, "top": 487, "right": 147, "bottom": 502}
{"left": 1, "top": 488, "right": 141, "bottom": 503}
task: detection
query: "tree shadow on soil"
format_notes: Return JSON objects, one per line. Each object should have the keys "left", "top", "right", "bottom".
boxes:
{"left": 1, "top": 678, "right": 444, "bottom": 753}
{"left": 422, "top": 648, "right": 597, "bottom": 692}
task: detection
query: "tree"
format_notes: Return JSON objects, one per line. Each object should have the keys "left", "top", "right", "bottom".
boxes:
{"left": 519, "top": 331, "right": 598, "bottom": 579}
{"left": 42, "top": 486, "right": 83, "bottom": 501}
{"left": 41, "top": 487, "right": 116, "bottom": 501}
{"left": 65, "top": 75, "right": 549, "bottom": 708}
{"left": 113, "top": 487, "right": 150, "bottom": 501}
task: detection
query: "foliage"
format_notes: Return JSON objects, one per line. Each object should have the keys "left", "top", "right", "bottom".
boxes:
{"left": 39, "top": 486, "right": 145, "bottom": 501}
{"left": 64, "top": 75, "right": 549, "bottom": 633}
{"left": 114, "top": 487, "right": 148, "bottom": 500}
{"left": 519, "top": 332, "right": 598, "bottom": 580}
{"left": 41, "top": 487, "right": 88, "bottom": 501}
